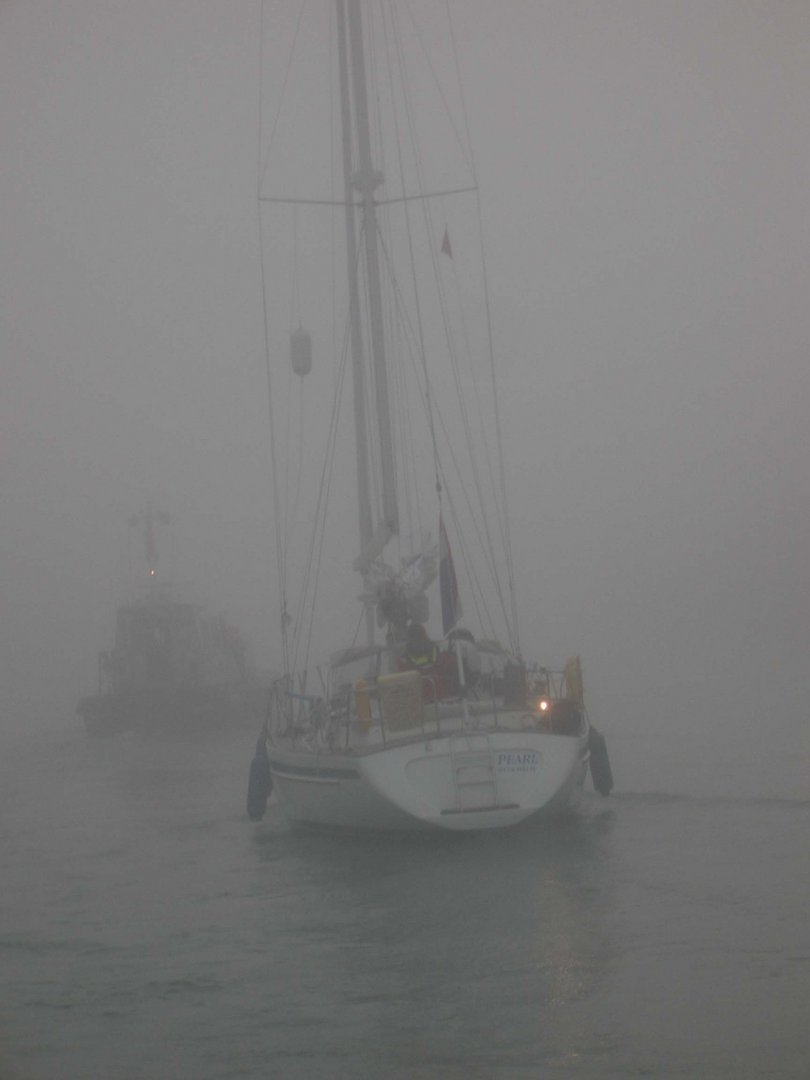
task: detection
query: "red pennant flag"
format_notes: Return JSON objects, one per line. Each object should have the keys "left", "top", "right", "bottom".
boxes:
{"left": 441, "top": 228, "right": 453, "bottom": 258}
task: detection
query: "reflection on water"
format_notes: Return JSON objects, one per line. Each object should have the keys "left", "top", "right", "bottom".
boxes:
{"left": 2, "top": 725, "right": 807, "bottom": 1079}
{"left": 245, "top": 806, "right": 618, "bottom": 1075}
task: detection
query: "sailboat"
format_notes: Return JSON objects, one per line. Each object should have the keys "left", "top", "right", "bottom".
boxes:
{"left": 251, "top": 1, "right": 606, "bottom": 830}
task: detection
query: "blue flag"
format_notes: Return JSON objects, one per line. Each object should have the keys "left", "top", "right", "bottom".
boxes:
{"left": 439, "top": 513, "right": 462, "bottom": 635}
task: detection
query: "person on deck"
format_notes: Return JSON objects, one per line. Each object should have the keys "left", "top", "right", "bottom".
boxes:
{"left": 402, "top": 622, "right": 438, "bottom": 673}
{"left": 403, "top": 623, "right": 467, "bottom": 702}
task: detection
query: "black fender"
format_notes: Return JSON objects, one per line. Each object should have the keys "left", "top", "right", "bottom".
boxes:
{"left": 246, "top": 736, "right": 273, "bottom": 821}
{"left": 588, "top": 726, "right": 614, "bottom": 796}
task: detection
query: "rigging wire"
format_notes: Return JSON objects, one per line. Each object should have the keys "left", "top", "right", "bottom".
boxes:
{"left": 299, "top": 2, "right": 350, "bottom": 676}
{"left": 389, "top": 9, "right": 482, "bottom": 507}
{"left": 258, "top": 1, "right": 343, "bottom": 680}
{"left": 257, "top": 0, "right": 291, "bottom": 675}
{"left": 279, "top": 210, "right": 297, "bottom": 631}
{"left": 384, "top": 2, "right": 516, "bottom": 649}
{"left": 374, "top": 229, "right": 512, "bottom": 642}
{"left": 444, "top": 0, "right": 522, "bottom": 656}
{"left": 260, "top": 0, "right": 523, "bottom": 676}
{"left": 293, "top": 312, "right": 353, "bottom": 679}
{"left": 401, "top": 0, "right": 475, "bottom": 180}
{"left": 258, "top": 0, "right": 309, "bottom": 198}
{"left": 290, "top": 206, "right": 301, "bottom": 327}
{"left": 438, "top": 201, "right": 508, "bottom": 623}
{"left": 281, "top": 382, "right": 306, "bottom": 594}
{"left": 357, "top": 222, "right": 383, "bottom": 533}
{"left": 381, "top": 1, "right": 442, "bottom": 514}
{"left": 376, "top": 5, "right": 426, "bottom": 555}
{"left": 442, "top": 483, "right": 498, "bottom": 640}
{"left": 379, "top": 6, "right": 430, "bottom": 567}
{"left": 288, "top": 208, "right": 368, "bottom": 678}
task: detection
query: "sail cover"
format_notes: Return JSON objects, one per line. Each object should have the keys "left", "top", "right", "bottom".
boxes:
{"left": 439, "top": 513, "right": 462, "bottom": 635}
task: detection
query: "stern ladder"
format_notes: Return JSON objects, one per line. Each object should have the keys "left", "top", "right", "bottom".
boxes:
{"left": 449, "top": 732, "right": 499, "bottom": 810}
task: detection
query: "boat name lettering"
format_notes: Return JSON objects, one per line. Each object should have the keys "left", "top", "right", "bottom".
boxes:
{"left": 496, "top": 751, "right": 540, "bottom": 773}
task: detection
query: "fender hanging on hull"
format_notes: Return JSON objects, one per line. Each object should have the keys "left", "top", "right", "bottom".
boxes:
{"left": 247, "top": 737, "right": 273, "bottom": 821}
{"left": 588, "top": 726, "right": 613, "bottom": 796}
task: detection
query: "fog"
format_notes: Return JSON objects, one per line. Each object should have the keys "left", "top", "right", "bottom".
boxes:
{"left": 1, "top": 1, "right": 808, "bottom": 791}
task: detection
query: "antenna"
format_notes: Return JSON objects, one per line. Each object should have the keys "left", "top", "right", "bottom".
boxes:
{"left": 128, "top": 505, "right": 171, "bottom": 581}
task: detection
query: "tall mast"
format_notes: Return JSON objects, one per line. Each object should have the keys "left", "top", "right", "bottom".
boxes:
{"left": 345, "top": 0, "right": 399, "bottom": 543}
{"left": 337, "top": 0, "right": 374, "bottom": 645}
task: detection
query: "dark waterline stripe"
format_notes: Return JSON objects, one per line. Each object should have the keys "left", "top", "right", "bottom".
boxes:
{"left": 270, "top": 762, "right": 360, "bottom": 781}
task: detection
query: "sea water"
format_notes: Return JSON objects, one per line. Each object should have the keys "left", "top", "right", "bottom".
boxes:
{"left": 1, "top": 719, "right": 808, "bottom": 1079}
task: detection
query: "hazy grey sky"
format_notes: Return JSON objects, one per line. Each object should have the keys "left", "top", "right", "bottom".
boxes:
{"left": 1, "top": 1, "right": 808, "bottom": 762}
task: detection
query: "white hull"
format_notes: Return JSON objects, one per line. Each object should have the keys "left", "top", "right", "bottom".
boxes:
{"left": 269, "top": 725, "right": 589, "bottom": 832}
